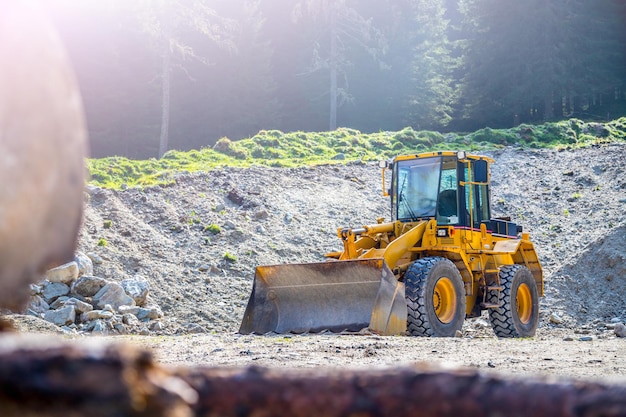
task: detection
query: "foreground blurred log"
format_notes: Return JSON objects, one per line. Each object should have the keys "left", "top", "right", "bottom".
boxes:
{"left": 0, "top": 334, "right": 196, "bottom": 417}
{"left": 0, "top": 0, "right": 88, "bottom": 311}
{"left": 1, "top": 334, "right": 624, "bottom": 417}
{"left": 181, "top": 366, "right": 626, "bottom": 417}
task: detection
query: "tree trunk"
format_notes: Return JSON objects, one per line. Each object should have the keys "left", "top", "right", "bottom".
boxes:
{"left": 158, "top": 12, "right": 172, "bottom": 159}
{"left": 544, "top": 92, "right": 554, "bottom": 120}
{"left": 329, "top": 2, "right": 337, "bottom": 131}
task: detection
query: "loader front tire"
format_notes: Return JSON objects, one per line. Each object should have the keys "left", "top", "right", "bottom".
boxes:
{"left": 405, "top": 257, "right": 465, "bottom": 337}
{"left": 488, "top": 265, "right": 539, "bottom": 338}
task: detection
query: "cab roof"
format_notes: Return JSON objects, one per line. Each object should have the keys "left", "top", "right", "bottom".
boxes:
{"left": 393, "top": 151, "right": 495, "bottom": 164}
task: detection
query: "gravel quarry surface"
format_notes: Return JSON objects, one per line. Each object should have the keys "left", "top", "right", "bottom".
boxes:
{"left": 11, "top": 143, "right": 626, "bottom": 383}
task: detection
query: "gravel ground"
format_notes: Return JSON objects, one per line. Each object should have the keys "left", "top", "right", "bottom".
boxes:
{"left": 9, "top": 144, "right": 626, "bottom": 384}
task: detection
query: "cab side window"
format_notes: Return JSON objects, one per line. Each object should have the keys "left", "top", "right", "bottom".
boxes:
{"left": 462, "top": 160, "right": 491, "bottom": 228}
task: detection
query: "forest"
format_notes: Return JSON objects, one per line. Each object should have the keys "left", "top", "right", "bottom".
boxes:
{"left": 44, "top": 0, "right": 626, "bottom": 159}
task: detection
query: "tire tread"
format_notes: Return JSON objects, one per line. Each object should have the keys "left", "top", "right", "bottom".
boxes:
{"left": 405, "top": 257, "right": 465, "bottom": 337}
{"left": 488, "top": 264, "right": 538, "bottom": 338}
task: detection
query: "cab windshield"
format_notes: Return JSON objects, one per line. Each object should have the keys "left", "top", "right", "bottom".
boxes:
{"left": 394, "top": 158, "right": 441, "bottom": 221}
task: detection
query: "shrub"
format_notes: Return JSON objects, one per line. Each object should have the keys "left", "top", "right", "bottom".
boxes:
{"left": 204, "top": 224, "right": 221, "bottom": 234}
{"left": 223, "top": 252, "right": 237, "bottom": 262}
{"left": 213, "top": 137, "right": 232, "bottom": 153}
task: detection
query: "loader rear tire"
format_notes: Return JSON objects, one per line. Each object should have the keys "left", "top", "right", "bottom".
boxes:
{"left": 488, "top": 265, "right": 539, "bottom": 338}
{"left": 405, "top": 257, "right": 465, "bottom": 337}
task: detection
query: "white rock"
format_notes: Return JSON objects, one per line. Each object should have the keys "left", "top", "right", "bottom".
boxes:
{"left": 29, "top": 284, "right": 42, "bottom": 295}
{"left": 99, "top": 310, "right": 114, "bottom": 320}
{"left": 44, "top": 305, "right": 75, "bottom": 326}
{"left": 86, "top": 252, "right": 103, "bottom": 265}
{"left": 549, "top": 312, "right": 564, "bottom": 324}
{"left": 114, "top": 323, "right": 128, "bottom": 334}
{"left": 28, "top": 295, "right": 49, "bottom": 314}
{"left": 118, "top": 305, "right": 140, "bottom": 315}
{"left": 71, "top": 275, "right": 107, "bottom": 297}
{"left": 473, "top": 318, "right": 490, "bottom": 329}
{"left": 93, "top": 282, "right": 135, "bottom": 310}
{"left": 122, "top": 313, "right": 140, "bottom": 326}
{"left": 46, "top": 262, "right": 79, "bottom": 284}
{"left": 81, "top": 310, "right": 113, "bottom": 321}
{"left": 121, "top": 277, "right": 150, "bottom": 306}
{"left": 49, "top": 296, "right": 70, "bottom": 310}
{"left": 91, "top": 319, "right": 107, "bottom": 334}
{"left": 136, "top": 305, "right": 163, "bottom": 321}
{"left": 74, "top": 252, "right": 94, "bottom": 276}
{"left": 81, "top": 310, "right": 99, "bottom": 321}
{"left": 182, "top": 323, "right": 206, "bottom": 334}
{"left": 149, "top": 321, "right": 164, "bottom": 331}
{"left": 64, "top": 297, "right": 93, "bottom": 314}
{"left": 42, "top": 282, "right": 70, "bottom": 303}
{"left": 615, "top": 323, "right": 626, "bottom": 338}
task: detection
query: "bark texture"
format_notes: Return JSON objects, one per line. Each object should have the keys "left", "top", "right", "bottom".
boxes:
{"left": 0, "top": 335, "right": 196, "bottom": 417}
{"left": 181, "top": 365, "right": 626, "bottom": 417}
{"left": 1, "top": 334, "right": 624, "bottom": 417}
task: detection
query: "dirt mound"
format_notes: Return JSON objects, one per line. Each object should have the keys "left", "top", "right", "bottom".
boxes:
{"left": 547, "top": 225, "right": 626, "bottom": 323}
{"left": 75, "top": 144, "right": 626, "bottom": 334}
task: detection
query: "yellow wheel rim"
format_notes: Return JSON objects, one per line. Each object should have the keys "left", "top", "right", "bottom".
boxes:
{"left": 516, "top": 283, "right": 533, "bottom": 324}
{"left": 433, "top": 277, "right": 457, "bottom": 324}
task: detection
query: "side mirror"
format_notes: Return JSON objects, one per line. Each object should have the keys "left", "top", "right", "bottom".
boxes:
{"left": 378, "top": 160, "right": 390, "bottom": 169}
{"left": 474, "top": 160, "right": 488, "bottom": 183}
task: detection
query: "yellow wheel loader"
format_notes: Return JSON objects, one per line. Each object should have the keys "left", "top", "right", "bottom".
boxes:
{"left": 240, "top": 151, "right": 543, "bottom": 337}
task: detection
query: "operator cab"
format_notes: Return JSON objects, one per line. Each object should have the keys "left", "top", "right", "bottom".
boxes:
{"left": 387, "top": 151, "right": 498, "bottom": 232}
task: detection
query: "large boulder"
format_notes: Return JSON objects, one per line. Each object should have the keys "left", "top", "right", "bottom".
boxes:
{"left": 136, "top": 306, "right": 163, "bottom": 321}
{"left": 74, "top": 252, "right": 94, "bottom": 277}
{"left": 71, "top": 275, "right": 107, "bottom": 298}
{"left": 42, "top": 282, "right": 70, "bottom": 303}
{"left": 93, "top": 282, "right": 135, "bottom": 310}
{"left": 28, "top": 295, "right": 49, "bottom": 315}
{"left": 121, "top": 277, "right": 150, "bottom": 306}
{"left": 46, "top": 262, "right": 79, "bottom": 284}
{"left": 64, "top": 297, "right": 93, "bottom": 314}
{"left": 44, "top": 305, "right": 75, "bottom": 326}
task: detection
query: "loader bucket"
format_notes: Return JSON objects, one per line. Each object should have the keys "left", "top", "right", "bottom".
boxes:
{"left": 239, "top": 259, "right": 407, "bottom": 335}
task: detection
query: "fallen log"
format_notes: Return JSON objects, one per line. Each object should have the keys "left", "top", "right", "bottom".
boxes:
{"left": 0, "top": 334, "right": 624, "bottom": 417}
{"left": 0, "top": 335, "right": 196, "bottom": 417}
{"left": 180, "top": 365, "right": 626, "bottom": 417}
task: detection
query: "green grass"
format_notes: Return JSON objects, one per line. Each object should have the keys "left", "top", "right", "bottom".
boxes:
{"left": 223, "top": 252, "right": 237, "bottom": 263}
{"left": 87, "top": 117, "right": 626, "bottom": 189}
{"left": 204, "top": 224, "right": 221, "bottom": 234}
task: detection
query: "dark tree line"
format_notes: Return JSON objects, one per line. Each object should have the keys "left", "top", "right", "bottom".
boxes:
{"left": 45, "top": 0, "right": 626, "bottom": 158}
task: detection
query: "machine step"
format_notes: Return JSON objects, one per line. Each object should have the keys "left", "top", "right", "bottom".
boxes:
{"left": 486, "top": 285, "right": 503, "bottom": 291}
{"left": 480, "top": 302, "right": 503, "bottom": 309}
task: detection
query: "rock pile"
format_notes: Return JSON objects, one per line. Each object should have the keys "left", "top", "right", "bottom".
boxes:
{"left": 27, "top": 252, "right": 163, "bottom": 335}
